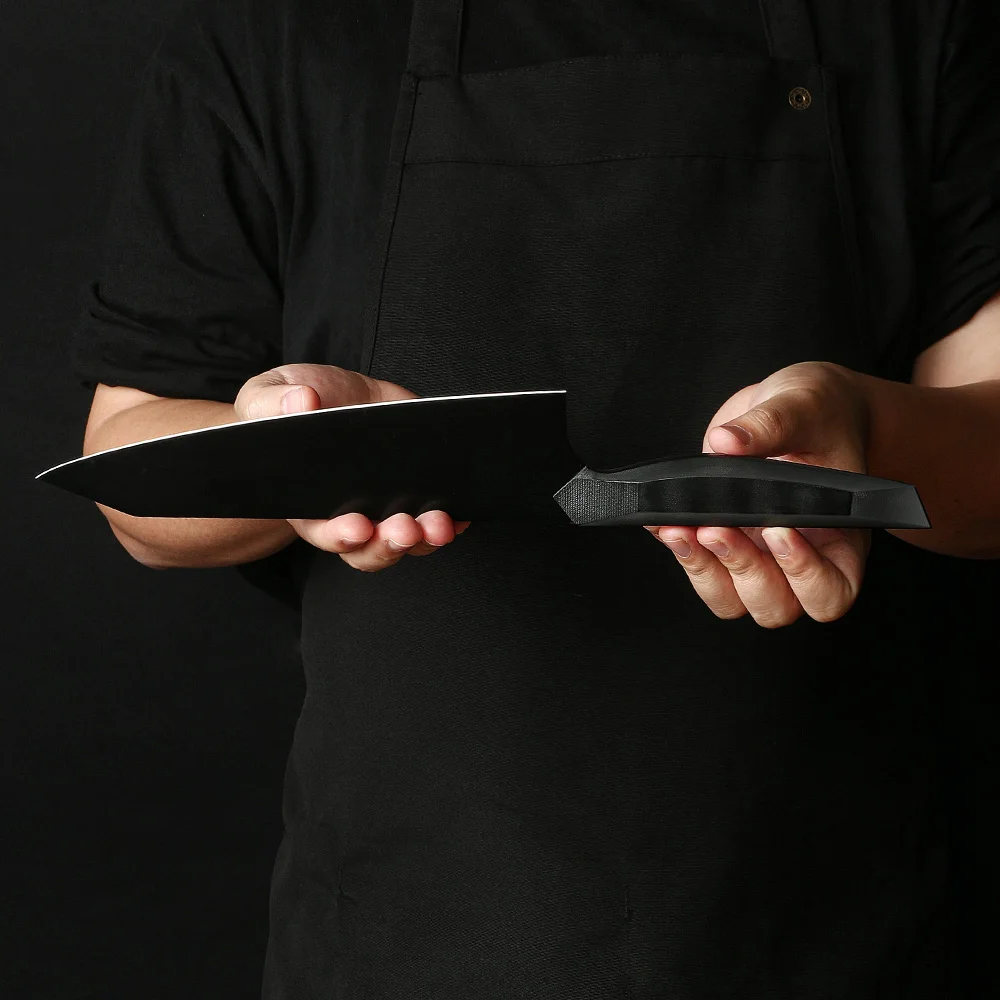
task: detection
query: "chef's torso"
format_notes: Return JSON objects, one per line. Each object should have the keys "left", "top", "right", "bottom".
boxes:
{"left": 262, "top": 2, "right": 959, "bottom": 997}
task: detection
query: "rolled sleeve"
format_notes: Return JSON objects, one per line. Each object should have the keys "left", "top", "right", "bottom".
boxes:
{"left": 912, "top": 0, "right": 1000, "bottom": 356}
{"left": 70, "top": 2, "right": 283, "bottom": 403}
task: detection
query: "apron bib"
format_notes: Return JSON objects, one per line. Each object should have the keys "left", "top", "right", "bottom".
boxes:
{"left": 361, "top": 0, "right": 871, "bottom": 467}
{"left": 266, "top": 4, "right": 951, "bottom": 998}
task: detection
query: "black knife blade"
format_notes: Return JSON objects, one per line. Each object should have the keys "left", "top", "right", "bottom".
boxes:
{"left": 36, "top": 389, "right": 929, "bottom": 528}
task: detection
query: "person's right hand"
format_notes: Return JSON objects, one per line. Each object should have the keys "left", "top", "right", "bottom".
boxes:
{"left": 235, "top": 364, "right": 470, "bottom": 571}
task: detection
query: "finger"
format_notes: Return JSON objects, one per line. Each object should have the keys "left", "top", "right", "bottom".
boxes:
{"left": 705, "top": 388, "right": 834, "bottom": 463}
{"left": 760, "top": 527, "right": 865, "bottom": 622}
{"left": 269, "top": 363, "right": 417, "bottom": 407}
{"left": 235, "top": 364, "right": 417, "bottom": 421}
{"left": 651, "top": 526, "right": 748, "bottom": 621}
{"left": 701, "top": 385, "right": 760, "bottom": 453}
{"left": 235, "top": 377, "right": 323, "bottom": 421}
{"left": 798, "top": 526, "right": 872, "bottom": 562}
{"left": 696, "top": 526, "right": 804, "bottom": 629}
{"left": 706, "top": 393, "right": 865, "bottom": 474}
{"left": 339, "top": 513, "right": 424, "bottom": 572}
{"left": 406, "top": 510, "right": 459, "bottom": 556}
{"left": 646, "top": 523, "right": 771, "bottom": 551}
{"left": 706, "top": 397, "right": 800, "bottom": 457}
{"left": 288, "top": 512, "right": 375, "bottom": 554}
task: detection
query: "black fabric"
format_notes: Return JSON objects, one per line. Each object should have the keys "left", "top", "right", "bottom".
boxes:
{"left": 68, "top": 0, "right": 1000, "bottom": 400}
{"left": 285, "top": 527, "right": 956, "bottom": 1000}
{"left": 267, "top": 2, "right": 944, "bottom": 996}
{"left": 69, "top": 18, "right": 285, "bottom": 403}
{"left": 65, "top": 1, "right": 1000, "bottom": 998}
{"left": 404, "top": 57, "right": 832, "bottom": 164}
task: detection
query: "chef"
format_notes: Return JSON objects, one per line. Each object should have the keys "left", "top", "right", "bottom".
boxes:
{"left": 73, "top": 0, "right": 1000, "bottom": 996}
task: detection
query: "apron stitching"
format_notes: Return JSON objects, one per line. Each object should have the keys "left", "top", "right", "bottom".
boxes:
{"left": 365, "top": 73, "right": 421, "bottom": 375}
{"left": 407, "top": 152, "right": 828, "bottom": 168}
{"left": 757, "top": 0, "right": 776, "bottom": 57}
{"left": 391, "top": 75, "right": 420, "bottom": 169}
{"left": 438, "top": 49, "right": 814, "bottom": 82}
{"left": 452, "top": 0, "right": 466, "bottom": 74}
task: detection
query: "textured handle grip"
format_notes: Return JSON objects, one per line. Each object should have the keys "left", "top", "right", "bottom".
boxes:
{"left": 553, "top": 455, "right": 930, "bottom": 529}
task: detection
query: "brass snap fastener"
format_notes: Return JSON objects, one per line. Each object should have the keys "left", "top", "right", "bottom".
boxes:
{"left": 788, "top": 86, "right": 812, "bottom": 110}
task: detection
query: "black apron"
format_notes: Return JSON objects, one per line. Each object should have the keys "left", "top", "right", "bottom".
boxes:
{"left": 264, "top": 2, "right": 954, "bottom": 996}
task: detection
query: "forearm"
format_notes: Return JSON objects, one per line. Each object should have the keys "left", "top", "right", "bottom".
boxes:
{"left": 85, "top": 398, "right": 297, "bottom": 569}
{"left": 859, "top": 373, "right": 1000, "bottom": 558}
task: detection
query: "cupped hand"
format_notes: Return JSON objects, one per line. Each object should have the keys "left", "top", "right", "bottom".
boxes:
{"left": 235, "top": 364, "right": 470, "bottom": 571}
{"left": 646, "top": 361, "right": 872, "bottom": 627}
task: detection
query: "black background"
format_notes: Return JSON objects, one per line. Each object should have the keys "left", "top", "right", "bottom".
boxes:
{"left": 2, "top": 2, "right": 997, "bottom": 998}
{"left": 2, "top": 3, "right": 303, "bottom": 996}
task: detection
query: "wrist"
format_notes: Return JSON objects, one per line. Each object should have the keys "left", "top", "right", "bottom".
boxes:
{"left": 813, "top": 362, "right": 876, "bottom": 473}
{"left": 849, "top": 369, "right": 921, "bottom": 482}
{"left": 855, "top": 372, "right": 1000, "bottom": 557}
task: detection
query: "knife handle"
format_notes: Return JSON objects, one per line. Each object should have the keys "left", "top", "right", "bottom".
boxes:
{"left": 553, "top": 454, "right": 930, "bottom": 529}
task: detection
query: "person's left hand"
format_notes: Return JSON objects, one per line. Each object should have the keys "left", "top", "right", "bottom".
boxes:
{"left": 646, "top": 361, "right": 873, "bottom": 628}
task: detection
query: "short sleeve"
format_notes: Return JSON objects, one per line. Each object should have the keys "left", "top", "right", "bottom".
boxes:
{"left": 70, "top": 1, "right": 283, "bottom": 403}
{"left": 911, "top": 0, "right": 1000, "bottom": 356}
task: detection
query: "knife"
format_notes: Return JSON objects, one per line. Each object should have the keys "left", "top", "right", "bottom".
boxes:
{"left": 36, "top": 390, "right": 929, "bottom": 528}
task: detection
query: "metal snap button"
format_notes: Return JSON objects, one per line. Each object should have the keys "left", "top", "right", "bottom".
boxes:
{"left": 788, "top": 86, "right": 812, "bottom": 110}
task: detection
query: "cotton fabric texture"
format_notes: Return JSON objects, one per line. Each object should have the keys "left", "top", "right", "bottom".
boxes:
{"left": 71, "top": 2, "right": 1000, "bottom": 998}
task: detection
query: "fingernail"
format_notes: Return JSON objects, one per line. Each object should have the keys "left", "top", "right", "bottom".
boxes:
{"left": 387, "top": 538, "right": 412, "bottom": 551}
{"left": 341, "top": 537, "right": 367, "bottom": 549}
{"left": 661, "top": 534, "right": 692, "bottom": 558}
{"left": 280, "top": 387, "right": 305, "bottom": 414}
{"left": 721, "top": 423, "right": 752, "bottom": 446}
{"left": 703, "top": 538, "right": 729, "bottom": 558}
{"left": 762, "top": 529, "right": 790, "bottom": 557}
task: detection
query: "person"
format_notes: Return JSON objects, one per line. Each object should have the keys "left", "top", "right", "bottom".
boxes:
{"left": 72, "top": 0, "right": 1000, "bottom": 996}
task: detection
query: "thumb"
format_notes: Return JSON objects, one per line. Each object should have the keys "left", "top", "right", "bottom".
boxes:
{"left": 234, "top": 365, "right": 417, "bottom": 421}
{"left": 707, "top": 392, "right": 812, "bottom": 458}
{"left": 235, "top": 376, "right": 323, "bottom": 421}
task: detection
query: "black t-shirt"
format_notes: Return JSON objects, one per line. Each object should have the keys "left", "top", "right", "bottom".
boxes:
{"left": 72, "top": 0, "right": 1000, "bottom": 401}
{"left": 69, "top": 1, "right": 1000, "bottom": 996}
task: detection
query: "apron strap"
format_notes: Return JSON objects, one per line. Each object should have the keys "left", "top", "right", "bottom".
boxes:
{"left": 406, "top": 0, "right": 820, "bottom": 79}
{"left": 406, "top": 0, "right": 465, "bottom": 77}
{"left": 757, "top": 0, "right": 820, "bottom": 62}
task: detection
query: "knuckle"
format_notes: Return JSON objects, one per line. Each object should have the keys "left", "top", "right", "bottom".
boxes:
{"left": 725, "top": 556, "right": 758, "bottom": 579}
{"left": 754, "top": 616, "right": 785, "bottom": 630}
{"left": 751, "top": 405, "right": 788, "bottom": 442}
{"left": 685, "top": 558, "right": 717, "bottom": 581}
{"left": 807, "top": 601, "right": 850, "bottom": 624}
{"left": 251, "top": 366, "right": 294, "bottom": 391}
{"left": 712, "top": 603, "right": 748, "bottom": 621}
{"left": 794, "top": 383, "right": 827, "bottom": 408}
{"left": 779, "top": 558, "right": 817, "bottom": 583}
{"left": 270, "top": 363, "right": 309, "bottom": 384}
{"left": 753, "top": 606, "right": 802, "bottom": 629}
{"left": 243, "top": 394, "right": 267, "bottom": 421}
